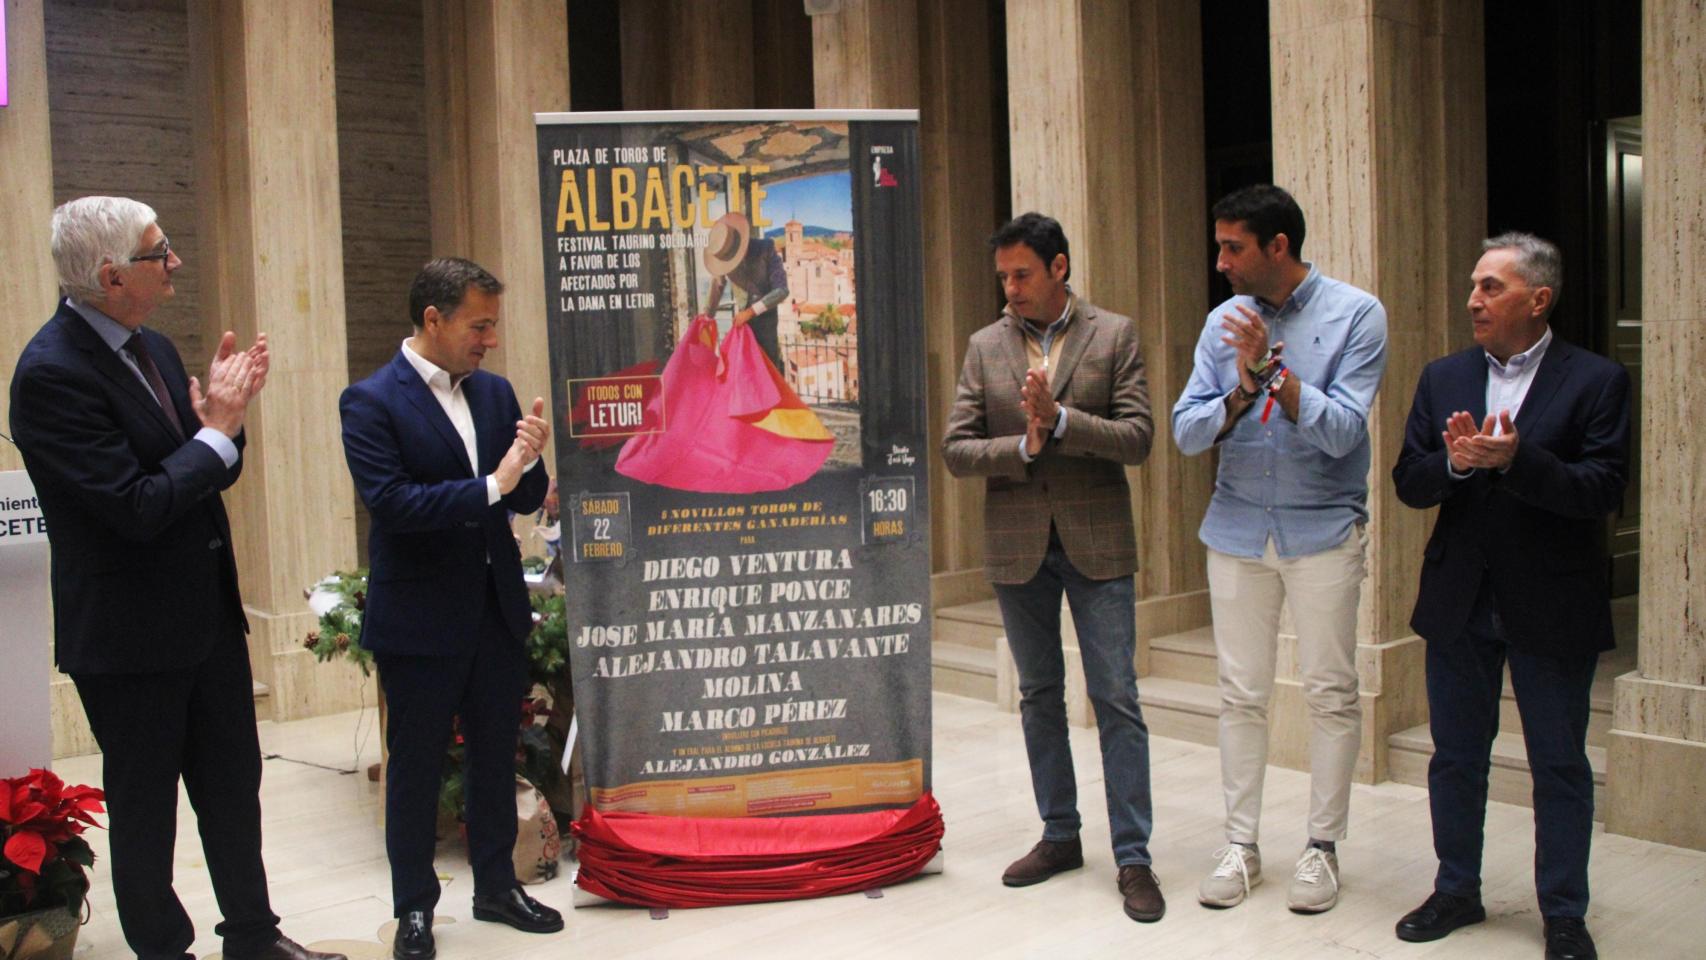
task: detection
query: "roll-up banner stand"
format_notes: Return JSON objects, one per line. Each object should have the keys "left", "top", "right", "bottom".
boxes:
{"left": 535, "top": 111, "right": 938, "bottom": 907}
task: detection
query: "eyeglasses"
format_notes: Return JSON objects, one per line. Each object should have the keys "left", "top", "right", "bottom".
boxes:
{"left": 129, "top": 239, "right": 172, "bottom": 265}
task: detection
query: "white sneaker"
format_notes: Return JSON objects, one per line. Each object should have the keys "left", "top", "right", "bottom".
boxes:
{"left": 1197, "top": 843, "right": 1261, "bottom": 908}
{"left": 1287, "top": 845, "right": 1339, "bottom": 913}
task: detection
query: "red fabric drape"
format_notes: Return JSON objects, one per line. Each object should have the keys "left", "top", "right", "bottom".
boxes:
{"left": 572, "top": 794, "right": 944, "bottom": 908}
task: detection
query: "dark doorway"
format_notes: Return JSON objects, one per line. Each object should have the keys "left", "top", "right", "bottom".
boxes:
{"left": 1484, "top": 0, "right": 1640, "bottom": 353}
{"left": 567, "top": 0, "right": 623, "bottom": 111}
{"left": 1200, "top": 0, "right": 1272, "bottom": 307}
{"left": 1483, "top": 0, "right": 1641, "bottom": 600}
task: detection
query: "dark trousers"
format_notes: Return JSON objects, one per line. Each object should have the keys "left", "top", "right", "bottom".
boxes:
{"left": 749, "top": 311, "right": 782, "bottom": 373}
{"left": 1425, "top": 577, "right": 1598, "bottom": 918}
{"left": 374, "top": 573, "right": 528, "bottom": 915}
{"left": 71, "top": 636, "right": 279, "bottom": 960}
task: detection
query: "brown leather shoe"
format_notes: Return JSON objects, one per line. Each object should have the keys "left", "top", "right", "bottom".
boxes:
{"left": 1118, "top": 864, "right": 1166, "bottom": 922}
{"left": 1001, "top": 837, "right": 1083, "bottom": 887}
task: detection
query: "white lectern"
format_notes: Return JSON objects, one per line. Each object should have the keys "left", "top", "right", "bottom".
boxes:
{"left": 0, "top": 469, "right": 53, "bottom": 774}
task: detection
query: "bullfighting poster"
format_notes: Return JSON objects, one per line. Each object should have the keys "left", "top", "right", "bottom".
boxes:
{"left": 536, "top": 111, "right": 930, "bottom": 820}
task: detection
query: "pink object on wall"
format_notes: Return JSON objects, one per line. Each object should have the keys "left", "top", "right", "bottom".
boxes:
{"left": 1, "top": 5, "right": 10, "bottom": 108}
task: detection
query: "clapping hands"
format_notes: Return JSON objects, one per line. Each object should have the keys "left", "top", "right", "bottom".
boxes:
{"left": 1444, "top": 410, "right": 1519, "bottom": 472}
{"left": 1020, "top": 367, "right": 1059, "bottom": 456}
{"left": 495, "top": 397, "right": 551, "bottom": 495}
{"left": 1220, "top": 304, "right": 1280, "bottom": 395}
{"left": 190, "top": 331, "right": 269, "bottom": 437}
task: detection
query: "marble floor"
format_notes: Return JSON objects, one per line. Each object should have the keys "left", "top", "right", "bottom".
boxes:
{"left": 51, "top": 690, "right": 1706, "bottom": 960}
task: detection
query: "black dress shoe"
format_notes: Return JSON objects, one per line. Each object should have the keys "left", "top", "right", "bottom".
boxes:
{"left": 1395, "top": 891, "right": 1486, "bottom": 942}
{"left": 392, "top": 911, "right": 435, "bottom": 960}
{"left": 472, "top": 887, "right": 565, "bottom": 934}
{"left": 228, "top": 937, "right": 347, "bottom": 960}
{"left": 1544, "top": 917, "right": 1598, "bottom": 960}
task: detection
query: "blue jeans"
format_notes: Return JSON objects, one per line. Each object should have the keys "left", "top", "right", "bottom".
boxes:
{"left": 1426, "top": 577, "right": 1597, "bottom": 918}
{"left": 993, "top": 535, "right": 1153, "bottom": 866}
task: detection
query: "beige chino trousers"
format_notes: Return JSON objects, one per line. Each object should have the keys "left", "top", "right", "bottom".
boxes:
{"left": 1206, "top": 526, "right": 1367, "bottom": 844}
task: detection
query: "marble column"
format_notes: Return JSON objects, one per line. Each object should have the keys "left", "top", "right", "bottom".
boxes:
{"left": 421, "top": 0, "right": 569, "bottom": 565}
{"left": 0, "top": 0, "right": 57, "bottom": 474}
{"left": 188, "top": 0, "right": 361, "bottom": 721}
{"left": 1606, "top": 0, "right": 1706, "bottom": 852}
{"left": 0, "top": 0, "right": 90, "bottom": 757}
{"left": 812, "top": 0, "right": 918, "bottom": 109}
{"left": 813, "top": 0, "right": 1001, "bottom": 605}
{"left": 1129, "top": 0, "right": 1212, "bottom": 635}
{"left": 1267, "top": 0, "right": 1485, "bottom": 781}
{"left": 620, "top": 0, "right": 755, "bottom": 110}
{"left": 1004, "top": 0, "right": 1137, "bottom": 312}
{"left": 423, "top": 0, "right": 567, "bottom": 396}
{"left": 1004, "top": 0, "right": 1212, "bottom": 658}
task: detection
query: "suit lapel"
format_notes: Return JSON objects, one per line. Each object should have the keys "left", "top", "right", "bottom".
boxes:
{"left": 392, "top": 352, "right": 475, "bottom": 475}
{"left": 56, "top": 309, "right": 184, "bottom": 444}
{"left": 463, "top": 376, "right": 495, "bottom": 475}
{"left": 1458, "top": 348, "right": 1488, "bottom": 425}
{"left": 1049, "top": 303, "right": 1095, "bottom": 400}
{"left": 1514, "top": 339, "right": 1573, "bottom": 432}
{"left": 1000, "top": 314, "right": 1030, "bottom": 387}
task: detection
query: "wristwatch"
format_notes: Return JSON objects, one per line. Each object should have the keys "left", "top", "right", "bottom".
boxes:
{"left": 1247, "top": 348, "right": 1280, "bottom": 381}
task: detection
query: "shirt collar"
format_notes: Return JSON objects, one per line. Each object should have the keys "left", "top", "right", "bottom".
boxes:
{"left": 1485, "top": 326, "right": 1553, "bottom": 378}
{"left": 1006, "top": 285, "right": 1077, "bottom": 336}
{"left": 65, "top": 297, "right": 136, "bottom": 353}
{"left": 401, "top": 337, "right": 462, "bottom": 392}
{"left": 1255, "top": 263, "right": 1321, "bottom": 318}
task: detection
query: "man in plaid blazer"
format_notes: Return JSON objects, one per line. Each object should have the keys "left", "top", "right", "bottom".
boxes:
{"left": 942, "top": 212, "right": 1161, "bottom": 922}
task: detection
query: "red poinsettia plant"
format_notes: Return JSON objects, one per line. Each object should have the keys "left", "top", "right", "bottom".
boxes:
{"left": 0, "top": 769, "right": 105, "bottom": 918}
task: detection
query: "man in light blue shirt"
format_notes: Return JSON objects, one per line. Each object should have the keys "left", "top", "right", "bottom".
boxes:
{"left": 1172, "top": 185, "right": 1387, "bottom": 915}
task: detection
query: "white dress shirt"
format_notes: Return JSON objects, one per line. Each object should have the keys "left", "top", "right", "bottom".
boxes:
{"left": 1448, "top": 326, "right": 1552, "bottom": 478}
{"left": 1485, "top": 326, "right": 1552, "bottom": 433}
{"left": 401, "top": 338, "right": 501, "bottom": 505}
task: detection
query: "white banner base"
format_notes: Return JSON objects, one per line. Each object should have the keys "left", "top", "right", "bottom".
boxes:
{"left": 0, "top": 470, "right": 53, "bottom": 774}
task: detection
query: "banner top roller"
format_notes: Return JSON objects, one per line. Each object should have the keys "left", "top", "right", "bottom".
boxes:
{"left": 536, "top": 109, "right": 920, "bottom": 125}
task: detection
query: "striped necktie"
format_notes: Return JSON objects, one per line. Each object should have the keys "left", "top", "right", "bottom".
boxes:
{"left": 123, "top": 333, "right": 187, "bottom": 442}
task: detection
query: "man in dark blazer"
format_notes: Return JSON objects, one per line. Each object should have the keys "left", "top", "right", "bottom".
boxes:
{"left": 9, "top": 196, "right": 340, "bottom": 960}
{"left": 1392, "top": 233, "right": 1630, "bottom": 960}
{"left": 942, "top": 213, "right": 1163, "bottom": 923}
{"left": 339, "top": 258, "right": 557, "bottom": 959}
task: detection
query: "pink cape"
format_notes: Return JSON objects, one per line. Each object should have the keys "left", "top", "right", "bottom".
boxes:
{"left": 616, "top": 315, "right": 834, "bottom": 493}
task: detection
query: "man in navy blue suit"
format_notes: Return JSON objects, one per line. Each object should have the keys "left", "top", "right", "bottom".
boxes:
{"left": 339, "top": 258, "right": 558, "bottom": 959}
{"left": 1391, "top": 233, "right": 1629, "bottom": 960}
{"left": 11, "top": 196, "right": 341, "bottom": 960}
